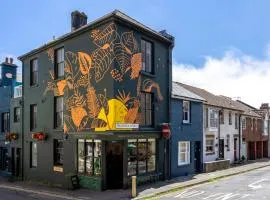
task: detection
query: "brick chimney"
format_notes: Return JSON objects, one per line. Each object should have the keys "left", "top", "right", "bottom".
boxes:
{"left": 260, "top": 103, "right": 269, "bottom": 110}
{"left": 71, "top": 10, "right": 87, "bottom": 31}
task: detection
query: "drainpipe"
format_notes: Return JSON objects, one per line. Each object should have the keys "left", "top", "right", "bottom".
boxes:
{"left": 238, "top": 114, "right": 242, "bottom": 161}
{"left": 218, "top": 110, "right": 221, "bottom": 159}
{"left": 21, "top": 61, "right": 24, "bottom": 180}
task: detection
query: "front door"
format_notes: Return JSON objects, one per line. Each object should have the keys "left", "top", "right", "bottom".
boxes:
{"left": 16, "top": 148, "right": 21, "bottom": 177}
{"left": 11, "top": 148, "right": 15, "bottom": 176}
{"left": 219, "top": 139, "right": 224, "bottom": 159}
{"left": 194, "top": 141, "right": 201, "bottom": 173}
{"left": 234, "top": 138, "right": 237, "bottom": 161}
{"left": 106, "top": 141, "right": 123, "bottom": 189}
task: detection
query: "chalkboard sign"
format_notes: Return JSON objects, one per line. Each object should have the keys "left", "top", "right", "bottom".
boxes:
{"left": 70, "top": 175, "right": 79, "bottom": 189}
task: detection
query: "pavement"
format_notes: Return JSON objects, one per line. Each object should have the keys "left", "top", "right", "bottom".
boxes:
{"left": 0, "top": 159, "right": 269, "bottom": 200}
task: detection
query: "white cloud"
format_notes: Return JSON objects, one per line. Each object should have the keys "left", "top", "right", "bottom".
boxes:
{"left": 173, "top": 46, "right": 270, "bottom": 108}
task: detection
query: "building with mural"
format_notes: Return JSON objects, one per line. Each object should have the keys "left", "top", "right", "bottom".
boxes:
{"left": 0, "top": 57, "right": 22, "bottom": 178}
{"left": 170, "top": 82, "right": 204, "bottom": 177}
{"left": 18, "top": 10, "right": 174, "bottom": 190}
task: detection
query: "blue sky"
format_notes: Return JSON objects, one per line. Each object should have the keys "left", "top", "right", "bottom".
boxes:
{"left": 1, "top": 0, "right": 270, "bottom": 106}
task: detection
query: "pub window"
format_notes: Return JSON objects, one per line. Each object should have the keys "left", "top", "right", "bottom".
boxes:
{"left": 141, "top": 39, "right": 153, "bottom": 73}
{"left": 178, "top": 141, "right": 190, "bottom": 165}
{"left": 219, "top": 110, "right": 224, "bottom": 124}
{"left": 127, "top": 138, "right": 156, "bottom": 176}
{"left": 140, "top": 92, "right": 153, "bottom": 126}
{"left": 226, "top": 135, "right": 230, "bottom": 150}
{"left": 55, "top": 48, "right": 64, "bottom": 78}
{"left": 14, "top": 107, "right": 20, "bottom": 123}
{"left": 77, "top": 139, "right": 101, "bottom": 176}
{"left": 1, "top": 112, "right": 10, "bottom": 132}
{"left": 206, "top": 136, "right": 215, "bottom": 153}
{"left": 228, "top": 111, "right": 232, "bottom": 125}
{"left": 30, "top": 58, "right": 38, "bottom": 86}
{"left": 235, "top": 113, "right": 238, "bottom": 129}
{"left": 55, "top": 96, "right": 64, "bottom": 129}
{"left": 54, "top": 140, "right": 63, "bottom": 166}
{"left": 183, "top": 101, "right": 190, "bottom": 123}
{"left": 30, "top": 142, "right": 37, "bottom": 168}
{"left": 242, "top": 118, "right": 246, "bottom": 129}
{"left": 209, "top": 109, "right": 218, "bottom": 129}
{"left": 30, "top": 104, "right": 37, "bottom": 131}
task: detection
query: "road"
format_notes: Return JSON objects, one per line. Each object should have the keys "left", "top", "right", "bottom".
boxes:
{"left": 160, "top": 166, "right": 270, "bottom": 200}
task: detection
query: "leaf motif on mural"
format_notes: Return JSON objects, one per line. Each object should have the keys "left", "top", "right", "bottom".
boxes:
{"left": 130, "top": 53, "right": 142, "bottom": 79}
{"left": 97, "top": 93, "right": 109, "bottom": 115}
{"left": 91, "top": 118, "right": 107, "bottom": 128}
{"left": 78, "top": 52, "right": 92, "bottom": 75}
{"left": 121, "top": 31, "right": 137, "bottom": 54}
{"left": 125, "top": 99, "right": 140, "bottom": 123}
{"left": 86, "top": 87, "right": 101, "bottom": 118}
{"left": 116, "top": 90, "right": 131, "bottom": 105}
{"left": 71, "top": 106, "right": 87, "bottom": 128}
{"left": 136, "top": 75, "right": 142, "bottom": 97}
{"left": 114, "top": 42, "right": 131, "bottom": 75}
{"left": 110, "top": 69, "right": 123, "bottom": 82}
{"left": 92, "top": 47, "right": 114, "bottom": 82}
{"left": 91, "top": 23, "right": 118, "bottom": 47}
{"left": 142, "top": 79, "right": 164, "bottom": 101}
{"left": 47, "top": 48, "right": 54, "bottom": 64}
{"left": 56, "top": 80, "right": 66, "bottom": 96}
{"left": 77, "top": 75, "right": 89, "bottom": 87}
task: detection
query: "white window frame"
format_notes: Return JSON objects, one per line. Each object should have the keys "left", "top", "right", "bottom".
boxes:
{"left": 264, "top": 120, "right": 269, "bottom": 136}
{"left": 242, "top": 118, "right": 246, "bottom": 129}
{"left": 209, "top": 108, "right": 218, "bottom": 131}
{"left": 178, "top": 141, "right": 190, "bottom": 166}
{"left": 205, "top": 137, "right": 215, "bottom": 153}
{"left": 183, "top": 101, "right": 190, "bottom": 124}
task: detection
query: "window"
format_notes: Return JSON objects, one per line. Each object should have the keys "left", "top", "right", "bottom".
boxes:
{"left": 141, "top": 39, "right": 153, "bottom": 73}
{"left": 14, "top": 85, "right": 22, "bottom": 98}
{"left": 14, "top": 107, "right": 20, "bottom": 123}
{"left": 226, "top": 135, "right": 230, "bottom": 150}
{"left": 30, "top": 105, "right": 37, "bottom": 131}
{"left": 264, "top": 120, "right": 269, "bottom": 136}
{"left": 209, "top": 109, "right": 218, "bottom": 129}
{"left": 55, "top": 96, "right": 64, "bottom": 129}
{"left": 178, "top": 141, "right": 190, "bottom": 165}
{"left": 1, "top": 112, "right": 10, "bottom": 133}
{"left": 228, "top": 111, "right": 232, "bottom": 125}
{"left": 206, "top": 137, "right": 215, "bottom": 153}
{"left": 140, "top": 92, "right": 153, "bottom": 126}
{"left": 127, "top": 138, "right": 156, "bottom": 176}
{"left": 30, "top": 142, "right": 37, "bottom": 168}
{"left": 77, "top": 139, "right": 101, "bottom": 176}
{"left": 235, "top": 114, "right": 238, "bottom": 129}
{"left": 251, "top": 118, "right": 253, "bottom": 130}
{"left": 183, "top": 101, "right": 190, "bottom": 123}
{"left": 242, "top": 118, "right": 246, "bottom": 129}
{"left": 30, "top": 58, "right": 38, "bottom": 86}
{"left": 55, "top": 48, "right": 64, "bottom": 78}
{"left": 219, "top": 110, "right": 224, "bottom": 124}
{"left": 205, "top": 108, "right": 209, "bottom": 128}
{"left": 54, "top": 140, "right": 63, "bottom": 166}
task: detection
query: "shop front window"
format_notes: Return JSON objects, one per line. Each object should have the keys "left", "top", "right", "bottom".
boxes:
{"left": 127, "top": 138, "right": 156, "bottom": 176}
{"left": 78, "top": 139, "right": 101, "bottom": 176}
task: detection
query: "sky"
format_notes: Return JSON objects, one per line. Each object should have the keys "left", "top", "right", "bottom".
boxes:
{"left": 1, "top": 0, "right": 270, "bottom": 107}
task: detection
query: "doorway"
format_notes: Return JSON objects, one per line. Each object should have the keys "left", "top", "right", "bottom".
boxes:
{"left": 194, "top": 141, "right": 201, "bottom": 173}
{"left": 16, "top": 148, "right": 21, "bottom": 177}
{"left": 106, "top": 141, "right": 123, "bottom": 189}
{"left": 219, "top": 139, "right": 224, "bottom": 159}
{"left": 234, "top": 138, "right": 237, "bottom": 161}
{"left": 11, "top": 148, "right": 15, "bottom": 176}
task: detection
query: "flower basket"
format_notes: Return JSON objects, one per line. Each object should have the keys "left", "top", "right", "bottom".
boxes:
{"left": 32, "top": 132, "right": 46, "bottom": 141}
{"left": 5, "top": 133, "right": 18, "bottom": 141}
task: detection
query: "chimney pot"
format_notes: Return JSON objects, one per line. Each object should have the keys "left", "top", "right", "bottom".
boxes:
{"left": 5, "top": 57, "right": 8, "bottom": 63}
{"left": 10, "top": 58, "right": 13, "bottom": 64}
{"left": 71, "top": 10, "right": 87, "bottom": 31}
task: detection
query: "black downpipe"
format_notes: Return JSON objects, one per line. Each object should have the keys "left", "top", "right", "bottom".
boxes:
{"left": 21, "top": 61, "right": 24, "bottom": 180}
{"left": 218, "top": 110, "right": 221, "bottom": 159}
{"left": 238, "top": 114, "right": 242, "bottom": 161}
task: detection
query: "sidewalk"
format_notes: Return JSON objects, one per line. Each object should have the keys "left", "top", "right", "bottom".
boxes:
{"left": 135, "top": 159, "right": 270, "bottom": 199}
{"left": 0, "top": 159, "right": 270, "bottom": 200}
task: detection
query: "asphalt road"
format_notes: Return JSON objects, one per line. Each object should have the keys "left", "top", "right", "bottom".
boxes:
{"left": 160, "top": 166, "right": 270, "bottom": 200}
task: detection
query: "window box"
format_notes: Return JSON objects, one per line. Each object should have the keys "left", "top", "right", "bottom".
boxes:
{"left": 5, "top": 133, "right": 18, "bottom": 141}
{"left": 32, "top": 132, "right": 46, "bottom": 141}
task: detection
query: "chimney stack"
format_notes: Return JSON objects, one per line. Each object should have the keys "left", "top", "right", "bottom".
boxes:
{"left": 71, "top": 10, "right": 87, "bottom": 31}
{"left": 10, "top": 58, "right": 13, "bottom": 64}
{"left": 5, "top": 57, "right": 8, "bottom": 63}
{"left": 260, "top": 103, "right": 269, "bottom": 110}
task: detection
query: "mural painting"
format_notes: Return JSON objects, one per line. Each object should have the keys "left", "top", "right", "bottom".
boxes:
{"left": 43, "top": 23, "right": 163, "bottom": 133}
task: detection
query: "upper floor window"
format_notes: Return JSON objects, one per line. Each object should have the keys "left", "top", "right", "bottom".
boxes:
{"left": 1, "top": 112, "right": 10, "bottom": 133}
{"left": 264, "top": 120, "right": 269, "bottom": 136}
{"left": 219, "top": 110, "right": 224, "bottom": 124}
{"left": 30, "top": 142, "right": 37, "bottom": 168}
{"left": 55, "top": 96, "right": 64, "bottom": 129}
{"left": 228, "top": 111, "right": 232, "bottom": 125}
{"left": 235, "top": 113, "right": 238, "bottom": 129}
{"left": 55, "top": 48, "right": 64, "bottom": 78}
{"left": 242, "top": 118, "right": 246, "bottom": 129}
{"left": 30, "top": 58, "right": 38, "bottom": 86}
{"left": 140, "top": 92, "right": 153, "bottom": 126}
{"left": 14, "top": 107, "right": 20, "bottom": 123}
{"left": 141, "top": 39, "right": 153, "bottom": 73}
{"left": 30, "top": 104, "right": 37, "bottom": 131}
{"left": 209, "top": 109, "right": 218, "bottom": 129}
{"left": 183, "top": 101, "right": 190, "bottom": 123}
{"left": 14, "top": 85, "right": 22, "bottom": 98}
{"left": 251, "top": 118, "right": 253, "bottom": 130}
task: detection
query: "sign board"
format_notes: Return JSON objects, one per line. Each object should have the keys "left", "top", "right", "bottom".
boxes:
{"left": 115, "top": 123, "right": 139, "bottom": 129}
{"left": 53, "top": 166, "right": 63, "bottom": 172}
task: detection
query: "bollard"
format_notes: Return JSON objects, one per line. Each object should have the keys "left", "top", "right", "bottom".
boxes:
{"left": 132, "top": 176, "right": 137, "bottom": 198}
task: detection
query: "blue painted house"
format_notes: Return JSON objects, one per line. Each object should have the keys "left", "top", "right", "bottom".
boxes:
{"left": 170, "top": 82, "right": 205, "bottom": 177}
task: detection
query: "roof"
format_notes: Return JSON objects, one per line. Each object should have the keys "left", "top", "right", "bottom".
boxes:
{"left": 178, "top": 83, "right": 243, "bottom": 111}
{"left": 18, "top": 10, "right": 174, "bottom": 60}
{"left": 172, "top": 82, "right": 205, "bottom": 102}
{"left": 235, "top": 100, "right": 261, "bottom": 118}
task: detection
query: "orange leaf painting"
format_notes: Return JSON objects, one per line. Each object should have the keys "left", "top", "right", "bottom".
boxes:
{"left": 91, "top": 23, "right": 117, "bottom": 47}
{"left": 101, "top": 43, "right": 110, "bottom": 50}
{"left": 121, "top": 31, "right": 137, "bottom": 54}
{"left": 57, "top": 80, "right": 66, "bottom": 96}
{"left": 91, "top": 118, "right": 107, "bottom": 128}
{"left": 114, "top": 42, "right": 131, "bottom": 75}
{"left": 125, "top": 100, "right": 139, "bottom": 123}
{"left": 47, "top": 48, "right": 54, "bottom": 63}
{"left": 78, "top": 52, "right": 92, "bottom": 75}
{"left": 130, "top": 53, "right": 142, "bottom": 79}
{"left": 116, "top": 90, "right": 131, "bottom": 105}
{"left": 86, "top": 87, "right": 101, "bottom": 118}
{"left": 64, "top": 123, "right": 68, "bottom": 134}
{"left": 71, "top": 106, "right": 87, "bottom": 128}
